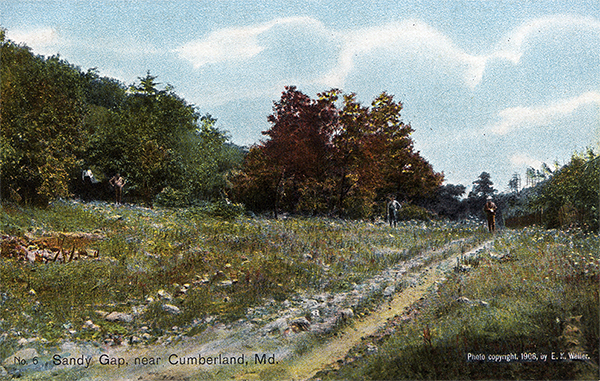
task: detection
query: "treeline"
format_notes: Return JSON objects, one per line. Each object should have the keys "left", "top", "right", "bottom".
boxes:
{"left": 1, "top": 31, "right": 243, "bottom": 206}
{"left": 501, "top": 150, "right": 599, "bottom": 232}
{"left": 418, "top": 153, "right": 599, "bottom": 232}
{"left": 1, "top": 31, "right": 597, "bottom": 231}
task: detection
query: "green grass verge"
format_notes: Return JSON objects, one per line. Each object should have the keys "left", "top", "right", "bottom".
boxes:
{"left": 319, "top": 227, "right": 599, "bottom": 380}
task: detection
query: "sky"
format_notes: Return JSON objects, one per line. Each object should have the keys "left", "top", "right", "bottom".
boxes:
{"left": 2, "top": 0, "right": 599, "bottom": 192}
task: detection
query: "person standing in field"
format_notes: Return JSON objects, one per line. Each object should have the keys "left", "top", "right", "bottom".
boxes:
{"left": 387, "top": 195, "right": 402, "bottom": 228}
{"left": 109, "top": 173, "right": 126, "bottom": 205}
{"left": 483, "top": 196, "right": 497, "bottom": 233}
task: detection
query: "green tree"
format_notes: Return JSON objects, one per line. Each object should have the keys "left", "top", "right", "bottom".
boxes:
{"left": 508, "top": 173, "right": 521, "bottom": 193}
{"left": 175, "top": 115, "right": 245, "bottom": 203}
{"left": 1, "top": 36, "right": 88, "bottom": 205}
{"left": 532, "top": 150, "right": 599, "bottom": 231}
{"left": 85, "top": 72, "right": 200, "bottom": 203}
{"left": 466, "top": 172, "right": 497, "bottom": 218}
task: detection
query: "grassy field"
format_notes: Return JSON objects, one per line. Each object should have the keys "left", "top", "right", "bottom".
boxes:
{"left": 318, "top": 226, "right": 599, "bottom": 380}
{"left": 2, "top": 200, "right": 597, "bottom": 380}
{"left": 1, "top": 200, "right": 486, "bottom": 365}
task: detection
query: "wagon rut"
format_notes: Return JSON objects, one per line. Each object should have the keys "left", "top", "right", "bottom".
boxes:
{"left": 18, "top": 238, "right": 493, "bottom": 381}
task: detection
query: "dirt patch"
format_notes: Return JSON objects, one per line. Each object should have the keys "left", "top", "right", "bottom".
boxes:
{"left": 0, "top": 231, "right": 103, "bottom": 263}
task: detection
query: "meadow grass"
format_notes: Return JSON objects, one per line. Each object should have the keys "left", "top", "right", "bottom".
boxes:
{"left": 321, "top": 227, "right": 599, "bottom": 380}
{"left": 1, "top": 200, "right": 487, "bottom": 360}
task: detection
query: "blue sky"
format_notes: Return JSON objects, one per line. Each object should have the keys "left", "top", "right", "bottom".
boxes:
{"left": 2, "top": 0, "right": 599, "bottom": 192}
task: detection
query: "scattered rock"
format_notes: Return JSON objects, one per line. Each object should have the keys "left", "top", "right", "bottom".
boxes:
{"left": 383, "top": 285, "right": 395, "bottom": 297}
{"left": 132, "top": 305, "right": 147, "bottom": 316}
{"left": 196, "top": 274, "right": 211, "bottom": 284}
{"left": 212, "top": 271, "right": 228, "bottom": 282}
{"left": 162, "top": 304, "right": 182, "bottom": 315}
{"left": 487, "top": 251, "right": 507, "bottom": 261}
{"left": 105, "top": 311, "right": 134, "bottom": 323}
{"left": 95, "top": 310, "right": 108, "bottom": 318}
{"left": 289, "top": 317, "right": 311, "bottom": 332}
{"left": 157, "top": 289, "right": 173, "bottom": 301}
{"left": 456, "top": 296, "right": 489, "bottom": 307}
{"left": 454, "top": 264, "right": 472, "bottom": 273}
{"left": 366, "top": 343, "right": 378, "bottom": 354}
{"left": 263, "top": 317, "right": 288, "bottom": 334}
{"left": 302, "top": 299, "right": 320, "bottom": 310}
{"left": 83, "top": 320, "right": 101, "bottom": 331}
{"left": 337, "top": 308, "right": 354, "bottom": 321}
{"left": 17, "top": 338, "right": 29, "bottom": 346}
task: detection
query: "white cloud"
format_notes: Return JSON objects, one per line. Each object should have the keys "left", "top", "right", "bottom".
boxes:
{"left": 318, "top": 15, "right": 600, "bottom": 90}
{"left": 490, "top": 91, "right": 600, "bottom": 135}
{"left": 174, "top": 16, "right": 326, "bottom": 68}
{"left": 509, "top": 153, "right": 543, "bottom": 169}
{"left": 317, "top": 20, "right": 485, "bottom": 89}
{"left": 174, "top": 14, "right": 600, "bottom": 94}
{"left": 7, "top": 27, "right": 159, "bottom": 59}
{"left": 490, "top": 14, "right": 600, "bottom": 64}
{"left": 7, "top": 27, "right": 64, "bottom": 55}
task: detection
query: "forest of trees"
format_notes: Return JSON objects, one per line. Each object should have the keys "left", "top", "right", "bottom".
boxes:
{"left": 1, "top": 30, "right": 598, "bottom": 231}
{"left": 1, "top": 31, "right": 243, "bottom": 206}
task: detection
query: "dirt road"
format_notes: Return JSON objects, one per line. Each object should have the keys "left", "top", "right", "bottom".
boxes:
{"left": 12, "top": 238, "right": 492, "bottom": 381}
{"left": 235, "top": 239, "right": 493, "bottom": 381}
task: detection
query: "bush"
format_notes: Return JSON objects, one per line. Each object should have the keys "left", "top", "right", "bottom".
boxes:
{"left": 397, "top": 203, "right": 436, "bottom": 221}
{"left": 153, "top": 187, "right": 190, "bottom": 207}
{"left": 207, "top": 200, "right": 245, "bottom": 219}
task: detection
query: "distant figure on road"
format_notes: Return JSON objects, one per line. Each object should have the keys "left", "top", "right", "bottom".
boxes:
{"left": 109, "top": 173, "right": 126, "bottom": 205}
{"left": 484, "top": 196, "right": 497, "bottom": 233}
{"left": 387, "top": 195, "right": 402, "bottom": 228}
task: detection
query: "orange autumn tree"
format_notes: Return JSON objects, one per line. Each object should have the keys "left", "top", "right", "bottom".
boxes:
{"left": 234, "top": 86, "right": 443, "bottom": 218}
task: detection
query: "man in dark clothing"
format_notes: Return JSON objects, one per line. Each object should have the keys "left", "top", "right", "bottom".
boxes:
{"left": 484, "top": 197, "right": 497, "bottom": 233}
{"left": 388, "top": 195, "right": 402, "bottom": 228}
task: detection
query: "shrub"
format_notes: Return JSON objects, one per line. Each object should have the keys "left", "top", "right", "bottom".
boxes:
{"left": 397, "top": 203, "right": 436, "bottom": 221}
{"left": 153, "top": 187, "right": 190, "bottom": 207}
{"left": 207, "top": 200, "right": 245, "bottom": 220}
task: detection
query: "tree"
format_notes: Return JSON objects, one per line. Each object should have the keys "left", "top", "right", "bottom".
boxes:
{"left": 531, "top": 150, "right": 599, "bottom": 231}
{"left": 1, "top": 36, "right": 88, "bottom": 205}
{"left": 466, "top": 172, "right": 497, "bottom": 218}
{"left": 420, "top": 184, "right": 467, "bottom": 220}
{"left": 508, "top": 173, "right": 521, "bottom": 193}
{"left": 83, "top": 72, "right": 202, "bottom": 203}
{"left": 1, "top": 31, "right": 241, "bottom": 206}
{"left": 240, "top": 86, "right": 339, "bottom": 216}
{"left": 234, "top": 87, "right": 443, "bottom": 218}
{"left": 177, "top": 115, "right": 245, "bottom": 202}
{"left": 469, "top": 172, "right": 495, "bottom": 199}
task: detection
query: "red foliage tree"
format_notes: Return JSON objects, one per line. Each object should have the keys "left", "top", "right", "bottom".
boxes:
{"left": 234, "top": 87, "right": 443, "bottom": 218}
